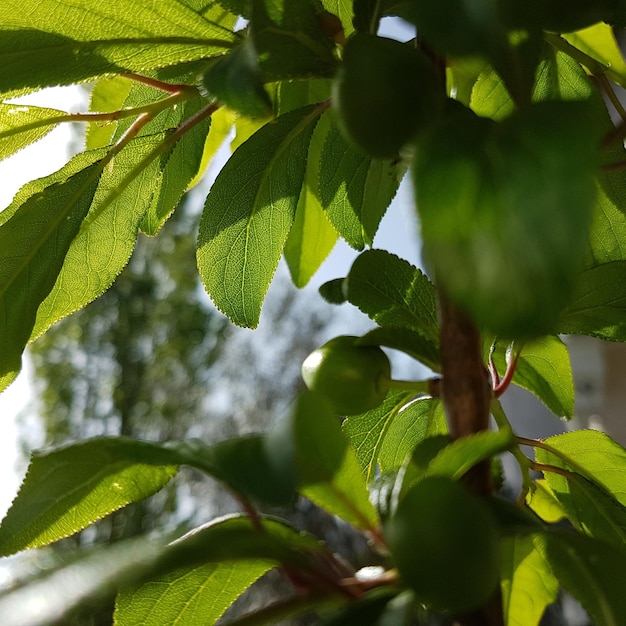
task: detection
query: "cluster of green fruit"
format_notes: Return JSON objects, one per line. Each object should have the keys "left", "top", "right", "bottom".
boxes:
{"left": 301, "top": 337, "right": 500, "bottom": 614}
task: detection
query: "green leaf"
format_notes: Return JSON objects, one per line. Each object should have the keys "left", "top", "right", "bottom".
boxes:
{"left": 342, "top": 389, "right": 416, "bottom": 482}
{"left": 536, "top": 429, "right": 626, "bottom": 508}
{"left": 559, "top": 261, "right": 626, "bottom": 341}
{"left": 140, "top": 100, "right": 213, "bottom": 235}
{"left": 166, "top": 436, "right": 297, "bottom": 507}
{"left": 0, "top": 0, "right": 237, "bottom": 97}
{"left": 471, "top": 47, "right": 599, "bottom": 121}
{"left": 544, "top": 531, "right": 626, "bottom": 626}
{"left": 30, "top": 132, "right": 167, "bottom": 340}
{"left": 201, "top": 38, "right": 272, "bottom": 119}
{"left": 285, "top": 113, "right": 338, "bottom": 287}
{"left": 85, "top": 77, "right": 133, "bottom": 150}
{"left": 197, "top": 104, "right": 323, "bottom": 327}
{"left": 361, "top": 326, "right": 441, "bottom": 372}
{"left": 535, "top": 431, "right": 626, "bottom": 548}
{"left": 414, "top": 99, "right": 599, "bottom": 338}
{"left": 344, "top": 250, "right": 439, "bottom": 341}
{"left": 563, "top": 22, "right": 626, "bottom": 88}
{"left": 115, "top": 560, "right": 272, "bottom": 626}
{"left": 319, "top": 119, "right": 404, "bottom": 250}
{"left": 378, "top": 397, "right": 448, "bottom": 473}
{"left": 526, "top": 479, "right": 567, "bottom": 524}
{"left": 589, "top": 172, "right": 626, "bottom": 266}
{"left": 0, "top": 102, "right": 65, "bottom": 162}
{"left": 251, "top": 0, "right": 338, "bottom": 80}
{"left": 265, "top": 391, "right": 379, "bottom": 530}
{"left": 424, "top": 429, "right": 515, "bottom": 480}
{"left": 500, "top": 534, "right": 559, "bottom": 626}
{"left": 0, "top": 515, "right": 326, "bottom": 626}
{"left": 490, "top": 336, "right": 574, "bottom": 418}
{"left": 0, "top": 155, "right": 104, "bottom": 391}
{"left": 320, "top": 1, "right": 354, "bottom": 38}
{"left": 558, "top": 474, "right": 626, "bottom": 549}
{"left": 0, "top": 438, "right": 179, "bottom": 556}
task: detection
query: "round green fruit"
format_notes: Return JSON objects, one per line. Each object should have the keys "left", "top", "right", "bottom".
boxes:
{"left": 332, "top": 33, "right": 441, "bottom": 159}
{"left": 384, "top": 476, "right": 500, "bottom": 614}
{"left": 301, "top": 335, "right": 391, "bottom": 416}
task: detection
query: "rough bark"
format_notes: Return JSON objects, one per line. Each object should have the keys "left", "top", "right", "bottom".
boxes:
{"left": 438, "top": 292, "right": 504, "bottom": 626}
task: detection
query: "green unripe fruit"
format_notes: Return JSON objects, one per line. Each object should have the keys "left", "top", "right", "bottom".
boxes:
{"left": 301, "top": 335, "right": 391, "bottom": 415}
{"left": 332, "top": 33, "right": 441, "bottom": 159}
{"left": 384, "top": 476, "right": 500, "bottom": 614}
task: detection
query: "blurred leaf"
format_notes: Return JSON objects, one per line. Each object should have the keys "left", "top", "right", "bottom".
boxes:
{"left": 490, "top": 336, "right": 574, "bottom": 418}
{"left": 0, "top": 438, "right": 179, "bottom": 556}
{"left": 559, "top": 261, "right": 626, "bottom": 341}
{"left": 266, "top": 391, "right": 379, "bottom": 530}
{"left": 425, "top": 429, "right": 515, "bottom": 480}
{"left": 500, "top": 534, "right": 559, "bottom": 626}
{"left": 285, "top": 113, "right": 339, "bottom": 287}
{"left": 167, "top": 436, "right": 297, "bottom": 507}
{"left": 378, "top": 397, "right": 447, "bottom": 473}
{"left": 197, "top": 104, "right": 323, "bottom": 327}
{"left": 0, "top": 0, "right": 237, "bottom": 97}
{"left": 0, "top": 515, "right": 325, "bottom": 626}
{"left": 342, "top": 389, "right": 416, "bottom": 481}
{"left": 319, "top": 587, "right": 400, "bottom": 626}
{"left": 471, "top": 47, "right": 599, "bottom": 121}
{"left": 201, "top": 38, "right": 272, "bottom": 119}
{"left": 251, "top": 0, "right": 338, "bottom": 80}
{"left": 319, "top": 119, "right": 403, "bottom": 250}
{"left": 0, "top": 155, "right": 104, "bottom": 391}
{"left": 115, "top": 560, "right": 272, "bottom": 626}
{"left": 415, "top": 99, "right": 598, "bottom": 338}
{"left": 0, "top": 103, "right": 65, "bottom": 162}
{"left": 544, "top": 531, "right": 626, "bottom": 626}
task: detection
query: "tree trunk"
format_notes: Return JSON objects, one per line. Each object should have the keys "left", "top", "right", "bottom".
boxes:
{"left": 438, "top": 292, "right": 504, "bottom": 626}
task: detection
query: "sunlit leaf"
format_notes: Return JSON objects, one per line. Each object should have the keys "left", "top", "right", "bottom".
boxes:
{"left": 285, "top": 114, "right": 339, "bottom": 287}
{"left": 319, "top": 119, "right": 404, "bottom": 250}
{"left": 342, "top": 389, "right": 416, "bottom": 482}
{"left": 0, "top": 438, "right": 179, "bottom": 556}
{"left": 489, "top": 336, "right": 574, "bottom": 418}
{"left": 197, "top": 104, "right": 324, "bottom": 327}
{"left": 0, "top": 0, "right": 237, "bottom": 97}
{"left": 378, "top": 397, "right": 447, "bottom": 473}
{"left": 536, "top": 429, "right": 626, "bottom": 507}
{"left": 501, "top": 534, "right": 559, "bottom": 626}
{"left": 0, "top": 154, "right": 104, "bottom": 391}
{"left": 0, "top": 103, "right": 65, "bottom": 162}
{"left": 115, "top": 560, "right": 272, "bottom": 626}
